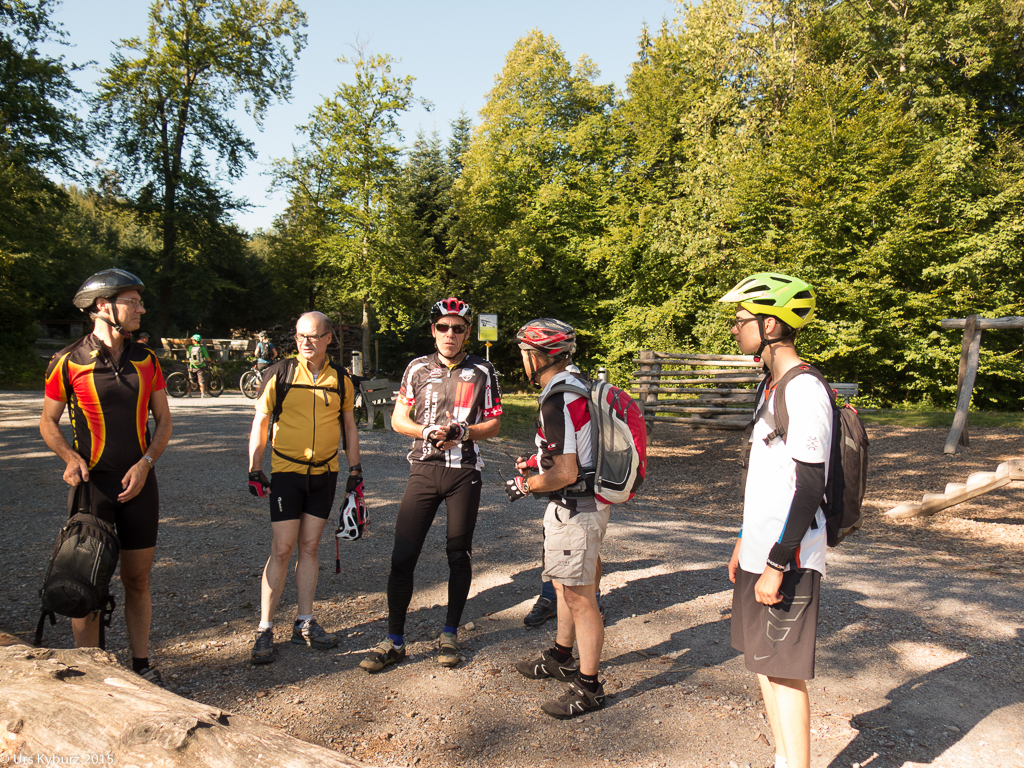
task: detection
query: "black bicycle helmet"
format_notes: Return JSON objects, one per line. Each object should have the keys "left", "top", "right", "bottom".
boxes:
{"left": 430, "top": 297, "right": 472, "bottom": 322}
{"left": 73, "top": 269, "right": 145, "bottom": 310}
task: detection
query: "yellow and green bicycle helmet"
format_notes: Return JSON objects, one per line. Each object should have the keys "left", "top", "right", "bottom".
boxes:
{"left": 719, "top": 272, "right": 816, "bottom": 329}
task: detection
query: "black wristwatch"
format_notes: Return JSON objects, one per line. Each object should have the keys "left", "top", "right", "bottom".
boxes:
{"left": 349, "top": 463, "right": 362, "bottom": 474}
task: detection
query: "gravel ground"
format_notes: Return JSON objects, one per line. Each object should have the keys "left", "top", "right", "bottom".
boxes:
{"left": 2, "top": 391, "right": 1022, "bottom": 768}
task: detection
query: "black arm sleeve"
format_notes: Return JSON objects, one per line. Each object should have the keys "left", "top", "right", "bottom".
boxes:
{"left": 767, "top": 459, "right": 826, "bottom": 570}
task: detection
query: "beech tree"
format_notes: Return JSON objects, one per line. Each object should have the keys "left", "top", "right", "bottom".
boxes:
{"left": 91, "top": 0, "right": 306, "bottom": 338}
{"left": 452, "top": 29, "right": 616, "bottom": 372}
{"left": 276, "top": 49, "right": 427, "bottom": 361}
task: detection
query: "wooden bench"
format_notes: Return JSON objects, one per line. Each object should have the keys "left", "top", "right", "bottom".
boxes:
{"left": 359, "top": 378, "right": 401, "bottom": 431}
{"left": 631, "top": 351, "right": 859, "bottom": 439}
{"left": 161, "top": 338, "right": 256, "bottom": 361}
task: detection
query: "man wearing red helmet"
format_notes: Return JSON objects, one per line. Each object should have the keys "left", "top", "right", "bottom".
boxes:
{"left": 361, "top": 297, "right": 502, "bottom": 673}
{"left": 509, "top": 318, "right": 609, "bottom": 720}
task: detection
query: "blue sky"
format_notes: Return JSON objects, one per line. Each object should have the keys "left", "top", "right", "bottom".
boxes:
{"left": 45, "top": 0, "right": 679, "bottom": 233}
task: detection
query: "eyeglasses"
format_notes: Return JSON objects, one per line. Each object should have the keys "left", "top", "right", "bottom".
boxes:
{"left": 115, "top": 298, "right": 144, "bottom": 309}
{"left": 435, "top": 322, "right": 468, "bottom": 335}
{"left": 730, "top": 316, "right": 757, "bottom": 331}
{"left": 295, "top": 332, "right": 330, "bottom": 343}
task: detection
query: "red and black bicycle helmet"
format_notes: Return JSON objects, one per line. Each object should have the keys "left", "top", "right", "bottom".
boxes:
{"left": 430, "top": 297, "right": 472, "bottom": 322}
{"left": 516, "top": 318, "right": 576, "bottom": 358}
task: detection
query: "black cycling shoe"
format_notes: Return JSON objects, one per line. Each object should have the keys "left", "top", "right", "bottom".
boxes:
{"left": 523, "top": 596, "right": 556, "bottom": 627}
{"left": 541, "top": 680, "right": 606, "bottom": 719}
{"left": 515, "top": 649, "right": 580, "bottom": 682}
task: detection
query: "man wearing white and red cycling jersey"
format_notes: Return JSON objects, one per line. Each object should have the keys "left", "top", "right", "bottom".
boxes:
{"left": 361, "top": 297, "right": 502, "bottom": 673}
{"left": 508, "top": 318, "right": 609, "bottom": 720}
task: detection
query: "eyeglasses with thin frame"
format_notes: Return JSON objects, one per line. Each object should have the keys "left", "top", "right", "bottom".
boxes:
{"left": 114, "top": 298, "right": 144, "bottom": 309}
{"left": 435, "top": 322, "right": 468, "bottom": 335}
{"left": 730, "top": 316, "right": 757, "bottom": 331}
{"left": 295, "top": 332, "right": 330, "bottom": 343}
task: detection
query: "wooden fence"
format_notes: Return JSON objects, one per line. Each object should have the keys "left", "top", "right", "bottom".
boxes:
{"left": 630, "top": 351, "right": 860, "bottom": 440}
{"left": 631, "top": 351, "right": 764, "bottom": 431}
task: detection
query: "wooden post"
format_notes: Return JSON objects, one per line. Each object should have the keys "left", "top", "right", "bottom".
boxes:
{"left": 954, "top": 315, "right": 977, "bottom": 448}
{"left": 944, "top": 316, "right": 982, "bottom": 455}
{"left": 639, "top": 350, "right": 659, "bottom": 446}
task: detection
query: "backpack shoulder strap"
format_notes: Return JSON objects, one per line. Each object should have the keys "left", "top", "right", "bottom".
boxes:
{"left": 767, "top": 364, "right": 835, "bottom": 445}
{"left": 541, "top": 373, "right": 592, "bottom": 405}
{"left": 269, "top": 357, "right": 299, "bottom": 424}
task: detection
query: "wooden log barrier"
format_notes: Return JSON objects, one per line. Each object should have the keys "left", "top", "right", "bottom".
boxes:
{"left": 0, "top": 645, "right": 371, "bottom": 767}
{"left": 631, "top": 352, "right": 763, "bottom": 435}
{"left": 631, "top": 352, "right": 861, "bottom": 437}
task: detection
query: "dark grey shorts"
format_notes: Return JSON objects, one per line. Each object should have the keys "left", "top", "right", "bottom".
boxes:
{"left": 731, "top": 567, "right": 821, "bottom": 680}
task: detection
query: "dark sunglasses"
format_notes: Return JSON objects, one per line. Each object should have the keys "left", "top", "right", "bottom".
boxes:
{"left": 435, "top": 322, "right": 468, "bottom": 335}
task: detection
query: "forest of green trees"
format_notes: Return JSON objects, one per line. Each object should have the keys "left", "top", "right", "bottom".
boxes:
{"left": 2, "top": 0, "right": 1022, "bottom": 406}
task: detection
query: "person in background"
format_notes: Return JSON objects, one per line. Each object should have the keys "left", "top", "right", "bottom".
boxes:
{"left": 255, "top": 331, "right": 278, "bottom": 371}
{"left": 185, "top": 333, "right": 210, "bottom": 397}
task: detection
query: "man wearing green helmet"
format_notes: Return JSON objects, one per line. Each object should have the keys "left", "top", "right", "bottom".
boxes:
{"left": 719, "top": 272, "right": 830, "bottom": 768}
{"left": 186, "top": 333, "right": 211, "bottom": 397}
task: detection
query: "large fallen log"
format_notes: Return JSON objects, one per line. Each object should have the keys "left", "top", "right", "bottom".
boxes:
{"left": 0, "top": 645, "right": 372, "bottom": 768}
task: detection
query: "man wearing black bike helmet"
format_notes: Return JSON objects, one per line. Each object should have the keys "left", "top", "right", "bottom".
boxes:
{"left": 361, "top": 297, "right": 502, "bottom": 673}
{"left": 40, "top": 269, "right": 172, "bottom": 686}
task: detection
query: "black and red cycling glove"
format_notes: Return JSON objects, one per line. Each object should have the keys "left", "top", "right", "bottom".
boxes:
{"left": 248, "top": 470, "right": 270, "bottom": 497}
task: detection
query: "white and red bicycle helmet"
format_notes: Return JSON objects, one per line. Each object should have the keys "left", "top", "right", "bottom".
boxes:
{"left": 516, "top": 318, "right": 577, "bottom": 387}
{"left": 430, "top": 297, "right": 472, "bottom": 322}
{"left": 336, "top": 490, "right": 368, "bottom": 541}
{"left": 516, "top": 318, "right": 577, "bottom": 358}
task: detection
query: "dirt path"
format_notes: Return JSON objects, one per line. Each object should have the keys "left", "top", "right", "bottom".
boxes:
{"left": 2, "top": 392, "right": 1022, "bottom": 768}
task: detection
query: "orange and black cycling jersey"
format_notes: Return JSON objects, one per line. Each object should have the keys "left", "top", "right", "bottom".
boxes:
{"left": 44, "top": 334, "right": 166, "bottom": 473}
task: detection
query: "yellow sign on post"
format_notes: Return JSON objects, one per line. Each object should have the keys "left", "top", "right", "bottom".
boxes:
{"left": 478, "top": 313, "right": 498, "bottom": 342}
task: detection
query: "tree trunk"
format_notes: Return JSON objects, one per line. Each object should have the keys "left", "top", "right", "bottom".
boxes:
{"left": 156, "top": 186, "right": 178, "bottom": 341}
{"left": 361, "top": 299, "right": 371, "bottom": 371}
{"left": 0, "top": 645, "right": 372, "bottom": 768}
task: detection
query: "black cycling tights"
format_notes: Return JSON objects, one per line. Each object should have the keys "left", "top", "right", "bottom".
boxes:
{"left": 387, "top": 463, "right": 482, "bottom": 635}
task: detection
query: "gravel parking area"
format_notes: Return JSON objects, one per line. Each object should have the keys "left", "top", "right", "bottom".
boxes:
{"left": 2, "top": 391, "right": 1022, "bottom": 768}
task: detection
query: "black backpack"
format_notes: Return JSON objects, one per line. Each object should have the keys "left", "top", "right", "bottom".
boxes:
{"left": 36, "top": 483, "right": 120, "bottom": 648}
{"left": 259, "top": 357, "right": 352, "bottom": 469}
{"left": 744, "top": 364, "right": 869, "bottom": 546}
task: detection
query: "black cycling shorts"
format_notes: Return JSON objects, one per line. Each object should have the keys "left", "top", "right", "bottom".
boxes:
{"left": 69, "top": 469, "right": 159, "bottom": 550}
{"left": 269, "top": 471, "right": 338, "bottom": 522}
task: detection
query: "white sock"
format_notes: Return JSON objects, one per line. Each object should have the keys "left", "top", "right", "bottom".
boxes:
{"left": 258, "top": 621, "right": 273, "bottom": 631}
{"left": 775, "top": 755, "right": 788, "bottom": 768}
{"left": 295, "top": 614, "right": 313, "bottom": 625}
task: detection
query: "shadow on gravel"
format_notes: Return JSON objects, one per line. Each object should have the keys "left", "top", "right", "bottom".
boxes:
{"left": 828, "top": 629, "right": 1024, "bottom": 768}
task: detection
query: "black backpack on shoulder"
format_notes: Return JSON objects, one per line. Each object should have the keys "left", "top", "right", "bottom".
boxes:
{"left": 259, "top": 357, "right": 353, "bottom": 468}
{"left": 35, "top": 482, "right": 120, "bottom": 648}
{"left": 743, "top": 364, "right": 869, "bottom": 546}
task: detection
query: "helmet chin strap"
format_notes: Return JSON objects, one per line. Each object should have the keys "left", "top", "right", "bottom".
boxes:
{"left": 753, "top": 315, "right": 795, "bottom": 367}
{"left": 526, "top": 350, "right": 566, "bottom": 388}
{"left": 435, "top": 340, "right": 465, "bottom": 366}
{"left": 89, "top": 303, "right": 129, "bottom": 338}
